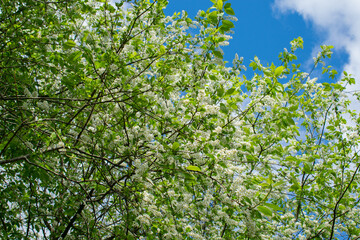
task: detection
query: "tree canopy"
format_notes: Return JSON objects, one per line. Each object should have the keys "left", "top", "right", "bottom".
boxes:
{"left": 1, "top": 0, "right": 360, "bottom": 239}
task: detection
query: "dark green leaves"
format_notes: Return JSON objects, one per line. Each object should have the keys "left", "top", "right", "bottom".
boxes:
{"left": 220, "top": 103, "right": 228, "bottom": 114}
{"left": 217, "top": 86, "right": 225, "bottom": 97}
{"left": 225, "top": 88, "right": 235, "bottom": 96}
{"left": 69, "top": 51, "right": 82, "bottom": 62}
{"left": 213, "top": 50, "right": 223, "bottom": 59}
{"left": 221, "top": 20, "right": 235, "bottom": 32}
{"left": 224, "top": 3, "right": 235, "bottom": 15}
{"left": 208, "top": 11, "right": 219, "bottom": 25}
{"left": 64, "top": 40, "right": 76, "bottom": 50}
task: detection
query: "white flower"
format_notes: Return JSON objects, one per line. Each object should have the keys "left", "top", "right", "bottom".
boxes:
{"left": 88, "top": 126, "right": 96, "bottom": 132}
{"left": 24, "top": 88, "right": 32, "bottom": 97}
{"left": 214, "top": 126, "right": 222, "bottom": 134}
{"left": 137, "top": 214, "right": 151, "bottom": 226}
{"left": 58, "top": 141, "right": 65, "bottom": 148}
{"left": 58, "top": 141, "right": 66, "bottom": 153}
{"left": 32, "top": 90, "right": 38, "bottom": 98}
{"left": 98, "top": 68, "right": 105, "bottom": 75}
{"left": 37, "top": 101, "right": 49, "bottom": 111}
{"left": 349, "top": 132, "right": 359, "bottom": 139}
{"left": 25, "top": 141, "right": 34, "bottom": 150}
{"left": 142, "top": 191, "right": 153, "bottom": 202}
{"left": 219, "top": 41, "right": 229, "bottom": 46}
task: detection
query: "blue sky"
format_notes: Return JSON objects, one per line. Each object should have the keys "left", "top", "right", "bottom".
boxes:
{"left": 165, "top": 0, "right": 348, "bottom": 73}
{"left": 165, "top": 0, "right": 360, "bottom": 112}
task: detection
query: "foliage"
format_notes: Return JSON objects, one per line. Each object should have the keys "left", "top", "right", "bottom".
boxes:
{"left": 1, "top": 0, "right": 360, "bottom": 239}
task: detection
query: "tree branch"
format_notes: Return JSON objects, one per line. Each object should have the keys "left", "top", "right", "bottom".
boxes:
{"left": 58, "top": 189, "right": 94, "bottom": 240}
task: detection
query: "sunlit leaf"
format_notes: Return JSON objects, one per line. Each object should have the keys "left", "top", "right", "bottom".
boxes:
{"left": 274, "top": 66, "right": 285, "bottom": 76}
{"left": 64, "top": 40, "right": 76, "bottom": 50}
{"left": 257, "top": 206, "right": 273, "bottom": 216}
{"left": 186, "top": 165, "right": 201, "bottom": 172}
{"left": 172, "top": 142, "right": 180, "bottom": 151}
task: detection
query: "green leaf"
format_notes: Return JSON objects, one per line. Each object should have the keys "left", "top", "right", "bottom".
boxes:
{"left": 186, "top": 165, "right": 201, "bottom": 172}
{"left": 180, "top": 171, "right": 195, "bottom": 181}
{"left": 69, "top": 51, "right": 82, "bottom": 62}
{"left": 64, "top": 40, "right": 76, "bottom": 50}
{"left": 216, "top": 0, "right": 223, "bottom": 11}
{"left": 273, "top": 181, "right": 285, "bottom": 187}
{"left": 257, "top": 206, "right": 273, "bottom": 216}
{"left": 286, "top": 117, "right": 295, "bottom": 126}
{"left": 208, "top": 11, "right": 219, "bottom": 25}
{"left": 264, "top": 203, "right": 284, "bottom": 212}
{"left": 260, "top": 182, "right": 270, "bottom": 187}
{"left": 349, "top": 77, "right": 356, "bottom": 85}
{"left": 289, "top": 105, "right": 298, "bottom": 111}
{"left": 304, "top": 162, "right": 312, "bottom": 174}
{"left": 172, "top": 142, "right": 180, "bottom": 151}
{"left": 213, "top": 50, "right": 223, "bottom": 59}
{"left": 220, "top": 103, "right": 228, "bottom": 114}
{"left": 218, "top": 161, "right": 227, "bottom": 168}
{"left": 323, "top": 82, "right": 332, "bottom": 91}
{"left": 249, "top": 61, "right": 257, "bottom": 70}
{"left": 275, "top": 66, "right": 285, "bottom": 76}
{"left": 243, "top": 196, "right": 252, "bottom": 205}
{"left": 225, "top": 88, "right": 235, "bottom": 96}
{"left": 290, "top": 182, "right": 300, "bottom": 191}
{"left": 224, "top": 3, "right": 235, "bottom": 15}
{"left": 285, "top": 156, "right": 297, "bottom": 162}
{"left": 159, "top": 45, "right": 166, "bottom": 54}
{"left": 222, "top": 20, "right": 234, "bottom": 30}
{"left": 217, "top": 87, "right": 225, "bottom": 97}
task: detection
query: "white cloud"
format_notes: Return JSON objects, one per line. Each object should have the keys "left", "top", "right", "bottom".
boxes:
{"left": 273, "top": 0, "right": 360, "bottom": 117}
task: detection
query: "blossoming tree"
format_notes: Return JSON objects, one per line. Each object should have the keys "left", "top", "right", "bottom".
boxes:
{"left": 1, "top": 0, "right": 359, "bottom": 239}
